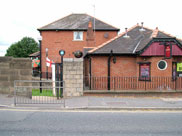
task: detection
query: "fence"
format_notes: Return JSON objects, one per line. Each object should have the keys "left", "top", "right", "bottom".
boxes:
{"left": 14, "top": 80, "right": 65, "bottom": 105}
{"left": 84, "top": 76, "right": 182, "bottom": 91}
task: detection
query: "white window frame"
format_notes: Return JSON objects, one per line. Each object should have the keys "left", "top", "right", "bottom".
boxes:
{"left": 73, "top": 31, "right": 83, "bottom": 41}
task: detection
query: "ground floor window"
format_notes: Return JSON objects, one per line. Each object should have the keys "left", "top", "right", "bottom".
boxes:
{"left": 139, "top": 63, "right": 151, "bottom": 81}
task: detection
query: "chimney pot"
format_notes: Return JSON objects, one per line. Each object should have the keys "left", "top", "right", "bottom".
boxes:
{"left": 88, "top": 21, "right": 92, "bottom": 28}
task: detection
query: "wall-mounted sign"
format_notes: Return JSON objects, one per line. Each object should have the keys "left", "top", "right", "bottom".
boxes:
{"left": 177, "top": 63, "right": 182, "bottom": 72}
{"left": 165, "top": 45, "right": 171, "bottom": 58}
{"left": 140, "top": 63, "right": 150, "bottom": 80}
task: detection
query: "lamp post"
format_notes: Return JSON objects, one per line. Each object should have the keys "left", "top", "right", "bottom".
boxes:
{"left": 38, "top": 36, "right": 42, "bottom": 93}
{"left": 59, "top": 50, "right": 65, "bottom": 98}
{"left": 46, "top": 48, "right": 48, "bottom": 80}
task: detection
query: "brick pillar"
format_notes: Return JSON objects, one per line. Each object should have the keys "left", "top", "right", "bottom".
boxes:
{"left": 63, "top": 58, "right": 83, "bottom": 97}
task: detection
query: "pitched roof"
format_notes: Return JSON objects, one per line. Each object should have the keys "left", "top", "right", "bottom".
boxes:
{"left": 88, "top": 24, "right": 182, "bottom": 55}
{"left": 38, "top": 14, "right": 120, "bottom": 31}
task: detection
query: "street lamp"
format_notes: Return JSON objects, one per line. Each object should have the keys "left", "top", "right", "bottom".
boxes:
{"left": 46, "top": 48, "right": 48, "bottom": 80}
{"left": 59, "top": 50, "right": 65, "bottom": 98}
{"left": 38, "top": 36, "right": 42, "bottom": 93}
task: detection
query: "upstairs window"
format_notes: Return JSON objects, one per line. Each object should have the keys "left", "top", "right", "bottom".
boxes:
{"left": 73, "top": 31, "right": 83, "bottom": 41}
{"left": 139, "top": 63, "right": 151, "bottom": 81}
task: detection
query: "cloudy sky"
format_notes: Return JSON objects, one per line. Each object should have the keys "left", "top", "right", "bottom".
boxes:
{"left": 0, "top": 0, "right": 182, "bottom": 56}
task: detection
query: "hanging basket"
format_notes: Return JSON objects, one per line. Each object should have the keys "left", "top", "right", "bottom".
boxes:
{"left": 74, "top": 50, "right": 83, "bottom": 58}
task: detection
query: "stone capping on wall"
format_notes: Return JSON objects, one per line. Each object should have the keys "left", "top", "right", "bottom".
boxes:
{"left": 63, "top": 58, "right": 83, "bottom": 62}
{"left": 63, "top": 58, "right": 83, "bottom": 97}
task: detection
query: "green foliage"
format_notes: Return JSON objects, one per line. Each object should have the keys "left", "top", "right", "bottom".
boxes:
{"left": 32, "top": 89, "right": 62, "bottom": 97}
{"left": 5, "top": 37, "right": 39, "bottom": 58}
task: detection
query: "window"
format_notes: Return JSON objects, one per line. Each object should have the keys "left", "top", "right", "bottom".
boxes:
{"left": 139, "top": 63, "right": 150, "bottom": 80}
{"left": 157, "top": 60, "right": 167, "bottom": 70}
{"left": 73, "top": 31, "right": 83, "bottom": 41}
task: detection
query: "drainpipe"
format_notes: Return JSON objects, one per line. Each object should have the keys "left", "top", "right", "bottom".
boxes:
{"left": 89, "top": 57, "right": 92, "bottom": 90}
{"left": 108, "top": 50, "right": 113, "bottom": 90}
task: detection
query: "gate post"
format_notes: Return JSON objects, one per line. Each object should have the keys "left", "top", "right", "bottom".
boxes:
{"left": 52, "top": 63, "right": 56, "bottom": 96}
{"left": 56, "top": 63, "right": 60, "bottom": 99}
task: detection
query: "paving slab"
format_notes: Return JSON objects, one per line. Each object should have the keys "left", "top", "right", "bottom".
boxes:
{"left": 1, "top": 94, "right": 182, "bottom": 111}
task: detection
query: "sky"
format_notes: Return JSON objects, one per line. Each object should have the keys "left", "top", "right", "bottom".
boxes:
{"left": 0, "top": 0, "right": 182, "bottom": 56}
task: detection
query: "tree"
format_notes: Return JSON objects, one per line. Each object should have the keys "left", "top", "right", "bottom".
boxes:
{"left": 5, "top": 37, "right": 39, "bottom": 58}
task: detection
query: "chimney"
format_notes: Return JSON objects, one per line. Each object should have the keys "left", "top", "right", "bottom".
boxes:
{"left": 86, "top": 21, "right": 95, "bottom": 47}
{"left": 151, "top": 27, "right": 159, "bottom": 38}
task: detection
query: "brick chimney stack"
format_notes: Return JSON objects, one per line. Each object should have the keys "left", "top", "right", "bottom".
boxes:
{"left": 86, "top": 21, "right": 95, "bottom": 47}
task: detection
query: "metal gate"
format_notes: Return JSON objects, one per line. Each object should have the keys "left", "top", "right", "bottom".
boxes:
{"left": 14, "top": 80, "right": 65, "bottom": 105}
{"left": 55, "top": 63, "right": 63, "bottom": 98}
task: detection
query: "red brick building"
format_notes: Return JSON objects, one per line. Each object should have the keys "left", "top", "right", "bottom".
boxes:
{"left": 85, "top": 24, "right": 182, "bottom": 90}
{"left": 38, "top": 14, "right": 119, "bottom": 78}
{"left": 37, "top": 14, "right": 182, "bottom": 91}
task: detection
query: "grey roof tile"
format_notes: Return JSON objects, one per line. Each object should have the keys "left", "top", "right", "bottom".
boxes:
{"left": 90, "top": 26, "right": 153, "bottom": 54}
{"left": 38, "top": 14, "right": 119, "bottom": 31}
{"left": 89, "top": 25, "right": 181, "bottom": 55}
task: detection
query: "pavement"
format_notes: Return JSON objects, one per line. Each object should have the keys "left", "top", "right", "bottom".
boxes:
{"left": 1, "top": 94, "right": 182, "bottom": 111}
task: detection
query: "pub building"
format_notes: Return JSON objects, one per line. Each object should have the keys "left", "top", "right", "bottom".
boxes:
{"left": 84, "top": 24, "right": 182, "bottom": 90}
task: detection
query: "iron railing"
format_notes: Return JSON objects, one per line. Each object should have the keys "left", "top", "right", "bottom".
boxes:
{"left": 14, "top": 80, "right": 65, "bottom": 105}
{"left": 84, "top": 76, "right": 182, "bottom": 91}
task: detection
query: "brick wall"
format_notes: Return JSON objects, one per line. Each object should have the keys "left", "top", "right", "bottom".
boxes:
{"left": 0, "top": 57, "right": 32, "bottom": 94}
{"left": 84, "top": 56, "right": 182, "bottom": 90}
{"left": 63, "top": 58, "right": 83, "bottom": 97}
{"left": 90, "top": 56, "right": 137, "bottom": 77}
{"left": 40, "top": 30, "right": 118, "bottom": 78}
{"left": 89, "top": 56, "right": 182, "bottom": 78}
{"left": 136, "top": 57, "right": 182, "bottom": 77}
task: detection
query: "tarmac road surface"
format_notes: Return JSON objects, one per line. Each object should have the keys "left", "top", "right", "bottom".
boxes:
{"left": 0, "top": 109, "right": 182, "bottom": 136}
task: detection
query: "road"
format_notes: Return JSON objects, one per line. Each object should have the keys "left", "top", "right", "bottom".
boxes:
{"left": 0, "top": 109, "right": 182, "bottom": 136}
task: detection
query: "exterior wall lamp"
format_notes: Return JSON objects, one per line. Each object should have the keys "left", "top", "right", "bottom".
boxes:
{"left": 113, "top": 56, "right": 116, "bottom": 64}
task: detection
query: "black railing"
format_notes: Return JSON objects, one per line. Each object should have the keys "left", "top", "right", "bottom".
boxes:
{"left": 84, "top": 76, "right": 182, "bottom": 91}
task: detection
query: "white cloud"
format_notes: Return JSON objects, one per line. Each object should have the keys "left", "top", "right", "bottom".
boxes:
{"left": 0, "top": 45, "right": 9, "bottom": 56}
{"left": 0, "top": 0, "right": 182, "bottom": 52}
